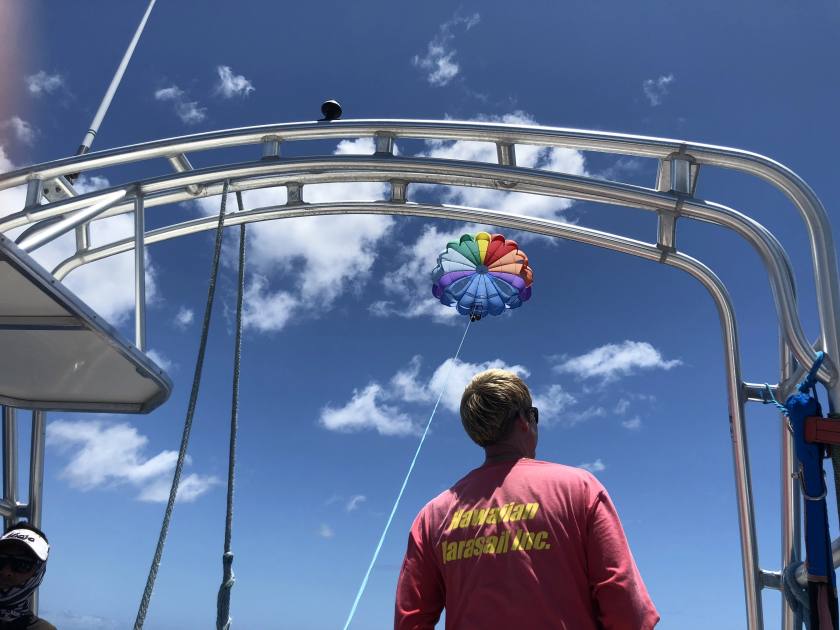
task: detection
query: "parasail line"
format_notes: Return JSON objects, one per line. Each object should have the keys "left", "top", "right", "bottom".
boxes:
{"left": 342, "top": 317, "right": 473, "bottom": 630}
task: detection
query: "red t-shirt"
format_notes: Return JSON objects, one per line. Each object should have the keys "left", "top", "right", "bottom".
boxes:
{"left": 395, "top": 458, "right": 659, "bottom": 630}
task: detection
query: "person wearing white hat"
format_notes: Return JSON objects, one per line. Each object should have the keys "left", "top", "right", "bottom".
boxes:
{"left": 0, "top": 523, "right": 54, "bottom": 630}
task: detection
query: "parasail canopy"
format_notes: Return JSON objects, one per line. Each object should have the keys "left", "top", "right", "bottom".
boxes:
{"left": 431, "top": 232, "right": 533, "bottom": 320}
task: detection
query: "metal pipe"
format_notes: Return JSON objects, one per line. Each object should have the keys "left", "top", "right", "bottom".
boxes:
{"left": 77, "top": 0, "right": 157, "bottom": 155}
{"left": 24, "top": 179, "right": 42, "bottom": 208}
{"left": 2, "top": 407, "right": 17, "bottom": 530}
{"left": 27, "top": 411, "right": 45, "bottom": 529}
{"left": 16, "top": 189, "right": 127, "bottom": 252}
{"left": 31, "top": 157, "right": 819, "bottom": 384}
{"left": 166, "top": 154, "right": 202, "bottom": 195}
{"left": 3, "top": 118, "right": 832, "bottom": 400}
{"left": 26, "top": 410, "right": 45, "bottom": 616}
{"left": 75, "top": 223, "right": 91, "bottom": 252}
{"left": 780, "top": 342, "right": 802, "bottom": 630}
{"left": 134, "top": 195, "right": 146, "bottom": 351}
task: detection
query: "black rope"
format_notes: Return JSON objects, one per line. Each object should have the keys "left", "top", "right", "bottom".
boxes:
{"left": 216, "top": 193, "right": 246, "bottom": 630}
{"left": 134, "top": 181, "right": 230, "bottom": 629}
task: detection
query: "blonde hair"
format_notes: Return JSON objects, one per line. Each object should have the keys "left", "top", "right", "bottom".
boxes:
{"left": 460, "top": 369, "right": 532, "bottom": 446}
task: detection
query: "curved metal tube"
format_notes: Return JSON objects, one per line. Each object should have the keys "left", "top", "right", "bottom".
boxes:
{"left": 1, "top": 118, "right": 836, "bottom": 397}
{"left": 27, "top": 154, "right": 823, "bottom": 384}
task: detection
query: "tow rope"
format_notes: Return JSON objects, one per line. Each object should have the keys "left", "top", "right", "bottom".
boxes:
{"left": 341, "top": 317, "right": 473, "bottom": 630}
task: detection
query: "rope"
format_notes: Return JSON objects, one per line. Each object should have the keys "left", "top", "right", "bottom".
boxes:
{"left": 134, "top": 181, "right": 231, "bottom": 630}
{"left": 342, "top": 318, "right": 473, "bottom": 630}
{"left": 216, "top": 193, "right": 247, "bottom": 630}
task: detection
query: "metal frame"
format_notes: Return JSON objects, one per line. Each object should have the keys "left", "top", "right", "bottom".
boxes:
{"left": 1, "top": 119, "right": 838, "bottom": 630}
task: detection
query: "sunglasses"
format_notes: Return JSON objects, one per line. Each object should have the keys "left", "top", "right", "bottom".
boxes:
{"left": 509, "top": 406, "right": 539, "bottom": 425}
{"left": 0, "top": 555, "right": 36, "bottom": 573}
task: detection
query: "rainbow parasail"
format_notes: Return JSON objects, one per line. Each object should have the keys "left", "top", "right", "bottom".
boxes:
{"left": 431, "top": 232, "right": 533, "bottom": 319}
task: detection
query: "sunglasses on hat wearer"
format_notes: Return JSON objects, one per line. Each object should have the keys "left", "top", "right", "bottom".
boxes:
{"left": 0, "top": 555, "right": 36, "bottom": 574}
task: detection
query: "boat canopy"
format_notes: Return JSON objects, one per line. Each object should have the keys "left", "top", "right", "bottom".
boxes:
{"left": 0, "top": 233, "right": 171, "bottom": 413}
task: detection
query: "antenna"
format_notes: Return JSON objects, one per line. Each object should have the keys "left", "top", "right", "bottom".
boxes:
{"left": 75, "top": 0, "right": 157, "bottom": 159}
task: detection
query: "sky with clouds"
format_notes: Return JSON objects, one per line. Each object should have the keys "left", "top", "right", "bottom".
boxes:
{"left": 2, "top": 1, "right": 840, "bottom": 628}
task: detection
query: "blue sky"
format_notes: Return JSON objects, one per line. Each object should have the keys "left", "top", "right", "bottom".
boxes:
{"left": 2, "top": 1, "right": 840, "bottom": 628}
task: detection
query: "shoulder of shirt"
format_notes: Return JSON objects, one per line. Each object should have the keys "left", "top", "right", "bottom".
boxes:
{"left": 510, "top": 458, "right": 605, "bottom": 482}
{"left": 418, "top": 459, "right": 604, "bottom": 513}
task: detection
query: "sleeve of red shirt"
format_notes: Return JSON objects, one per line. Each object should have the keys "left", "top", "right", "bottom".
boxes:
{"left": 586, "top": 485, "right": 660, "bottom": 630}
{"left": 394, "top": 510, "right": 444, "bottom": 630}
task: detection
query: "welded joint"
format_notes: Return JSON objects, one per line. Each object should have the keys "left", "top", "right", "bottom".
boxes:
{"left": 375, "top": 132, "right": 395, "bottom": 155}
{"left": 261, "top": 136, "right": 282, "bottom": 160}
{"left": 41, "top": 176, "right": 77, "bottom": 203}
{"left": 496, "top": 142, "right": 517, "bottom": 167}
{"left": 286, "top": 182, "right": 303, "bottom": 205}
{"left": 759, "top": 569, "right": 781, "bottom": 591}
{"left": 743, "top": 382, "right": 779, "bottom": 403}
{"left": 391, "top": 180, "right": 408, "bottom": 203}
{"left": 24, "top": 178, "right": 43, "bottom": 209}
{"left": 655, "top": 199, "right": 681, "bottom": 262}
{"left": 166, "top": 153, "right": 202, "bottom": 196}
{"left": 656, "top": 150, "right": 700, "bottom": 196}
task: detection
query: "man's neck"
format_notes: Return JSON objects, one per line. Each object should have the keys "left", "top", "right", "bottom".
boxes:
{"left": 483, "top": 444, "right": 532, "bottom": 465}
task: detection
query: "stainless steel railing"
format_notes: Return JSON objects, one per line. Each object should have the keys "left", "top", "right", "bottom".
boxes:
{"left": 2, "top": 119, "right": 838, "bottom": 630}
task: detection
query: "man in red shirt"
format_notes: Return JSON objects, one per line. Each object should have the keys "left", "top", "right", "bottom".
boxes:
{"left": 395, "top": 369, "right": 659, "bottom": 629}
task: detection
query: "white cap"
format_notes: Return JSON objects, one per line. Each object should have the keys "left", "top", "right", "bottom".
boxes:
{"left": 0, "top": 529, "right": 49, "bottom": 561}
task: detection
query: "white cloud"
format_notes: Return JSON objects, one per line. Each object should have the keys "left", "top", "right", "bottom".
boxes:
{"left": 196, "top": 138, "right": 393, "bottom": 333}
{"left": 622, "top": 416, "right": 642, "bottom": 430}
{"left": 322, "top": 353, "right": 616, "bottom": 438}
{"left": 215, "top": 65, "right": 255, "bottom": 98}
{"left": 369, "top": 224, "right": 463, "bottom": 321}
{"left": 320, "top": 355, "right": 530, "bottom": 437}
{"left": 346, "top": 495, "right": 367, "bottom": 512}
{"left": 561, "top": 405, "right": 607, "bottom": 427}
{"left": 595, "top": 157, "right": 645, "bottom": 182}
{"left": 46, "top": 419, "right": 218, "bottom": 503}
{"left": 241, "top": 274, "right": 299, "bottom": 332}
{"left": 25, "top": 70, "right": 65, "bottom": 96}
{"left": 416, "top": 111, "right": 586, "bottom": 220}
{"left": 1, "top": 116, "right": 36, "bottom": 144}
{"left": 643, "top": 74, "right": 675, "bottom": 106}
{"left": 320, "top": 384, "right": 417, "bottom": 436}
{"left": 146, "top": 349, "right": 173, "bottom": 372}
{"left": 531, "top": 384, "right": 578, "bottom": 427}
{"left": 412, "top": 13, "right": 480, "bottom": 86}
{"left": 0, "top": 145, "right": 26, "bottom": 221}
{"left": 553, "top": 340, "right": 681, "bottom": 381}
{"left": 613, "top": 398, "right": 630, "bottom": 414}
{"left": 154, "top": 85, "right": 207, "bottom": 124}
{"left": 403, "top": 356, "right": 530, "bottom": 415}
{"left": 137, "top": 473, "right": 220, "bottom": 503}
{"left": 174, "top": 306, "right": 194, "bottom": 328}
{"left": 318, "top": 524, "right": 335, "bottom": 539}
{"left": 579, "top": 458, "right": 606, "bottom": 473}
